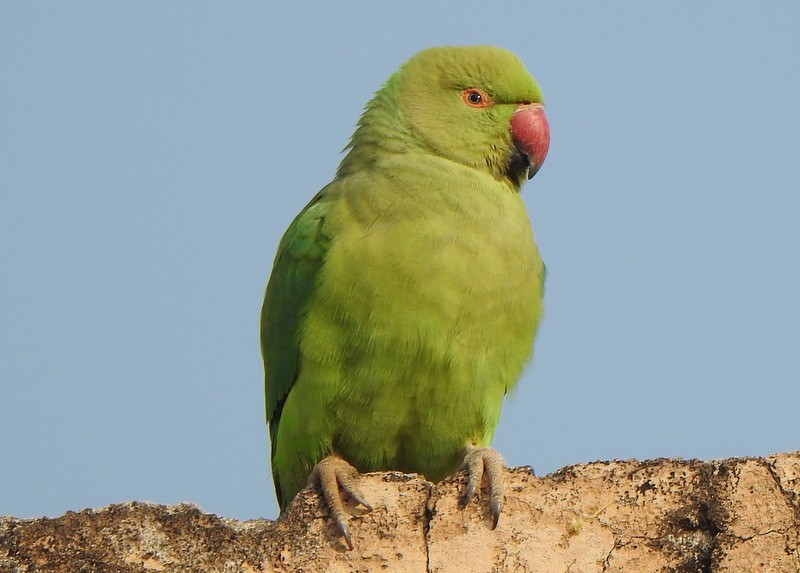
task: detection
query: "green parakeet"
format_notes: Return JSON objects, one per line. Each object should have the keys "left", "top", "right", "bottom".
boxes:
{"left": 261, "top": 45, "right": 550, "bottom": 547}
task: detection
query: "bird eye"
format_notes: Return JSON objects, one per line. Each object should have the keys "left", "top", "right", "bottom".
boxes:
{"left": 461, "top": 88, "right": 492, "bottom": 108}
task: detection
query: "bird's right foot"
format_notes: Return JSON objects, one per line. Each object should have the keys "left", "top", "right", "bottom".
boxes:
{"left": 308, "top": 455, "right": 372, "bottom": 550}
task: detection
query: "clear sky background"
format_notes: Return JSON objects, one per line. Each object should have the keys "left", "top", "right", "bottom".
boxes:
{"left": 2, "top": 3, "right": 798, "bottom": 522}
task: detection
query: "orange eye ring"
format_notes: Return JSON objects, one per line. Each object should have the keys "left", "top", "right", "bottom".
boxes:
{"left": 461, "top": 88, "right": 493, "bottom": 108}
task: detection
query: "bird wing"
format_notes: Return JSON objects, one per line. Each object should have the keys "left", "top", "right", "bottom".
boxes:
{"left": 261, "top": 190, "right": 332, "bottom": 449}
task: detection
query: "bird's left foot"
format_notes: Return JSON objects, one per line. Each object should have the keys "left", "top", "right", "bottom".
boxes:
{"left": 459, "top": 445, "right": 506, "bottom": 528}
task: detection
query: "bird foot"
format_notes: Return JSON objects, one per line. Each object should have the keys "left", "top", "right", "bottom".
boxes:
{"left": 459, "top": 445, "right": 506, "bottom": 529}
{"left": 308, "top": 456, "right": 372, "bottom": 550}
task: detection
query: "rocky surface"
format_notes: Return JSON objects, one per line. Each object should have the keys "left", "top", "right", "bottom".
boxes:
{"left": 2, "top": 452, "right": 799, "bottom": 572}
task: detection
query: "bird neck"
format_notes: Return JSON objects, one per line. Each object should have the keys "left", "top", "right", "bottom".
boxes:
{"left": 336, "top": 71, "right": 421, "bottom": 179}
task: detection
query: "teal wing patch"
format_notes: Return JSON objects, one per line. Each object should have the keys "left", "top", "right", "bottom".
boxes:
{"left": 261, "top": 191, "right": 332, "bottom": 448}
{"left": 540, "top": 261, "right": 547, "bottom": 296}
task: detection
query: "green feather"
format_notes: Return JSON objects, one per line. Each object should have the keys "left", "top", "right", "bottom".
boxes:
{"left": 262, "top": 46, "right": 547, "bottom": 511}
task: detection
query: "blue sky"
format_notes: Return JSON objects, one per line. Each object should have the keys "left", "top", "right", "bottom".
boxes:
{"left": 2, "top": 3, "right": 798, "bottom": 521}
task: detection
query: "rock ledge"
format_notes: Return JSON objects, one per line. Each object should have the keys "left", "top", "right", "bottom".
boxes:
{"left": 2, "top": 453, "right": 799, "bottom": 572}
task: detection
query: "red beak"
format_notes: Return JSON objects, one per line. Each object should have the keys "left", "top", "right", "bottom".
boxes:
{"left": 511, "top": 103, "right": 550, "bottom": 179}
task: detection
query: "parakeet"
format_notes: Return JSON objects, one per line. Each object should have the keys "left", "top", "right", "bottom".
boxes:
{"left": 261, "top": 45, "right": 550, "bottom": 548}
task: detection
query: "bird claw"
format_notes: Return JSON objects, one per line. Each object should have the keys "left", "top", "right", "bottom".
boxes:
{"left": 308, "top": 456, "right": 372, "bottom": 550}
{"left": 459, "top": 445, "right": 505, "bottom": 529}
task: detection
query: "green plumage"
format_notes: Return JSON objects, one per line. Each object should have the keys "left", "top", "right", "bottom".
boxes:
{"left": 262, "top": 46, "right": 546, "bottom": 511}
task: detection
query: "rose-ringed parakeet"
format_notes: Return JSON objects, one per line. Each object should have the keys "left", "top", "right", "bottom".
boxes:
{"left": 261, "top": 45, "right": 550, "bottom": 548}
